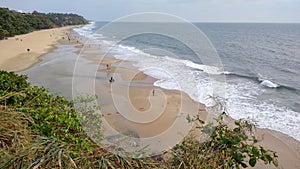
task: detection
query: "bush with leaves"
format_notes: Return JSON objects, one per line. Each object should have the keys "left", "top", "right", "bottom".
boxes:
{"left": 168, "top": 113, "right": 278, "bottom": 169}
{"left": 0, "top": 70, "right": 94, "bottom": 151}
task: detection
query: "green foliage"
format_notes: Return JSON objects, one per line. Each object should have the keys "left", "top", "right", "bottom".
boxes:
{"left": 168, "top": 113, "right": 278, "bottom": 169}
{"left": 0, "top": 70, "right": 93, "bottom": 151}
{"left": 0, "top": 27, "right": 9, "bottom": 39}
{"left": 0, "top": 7, "right": 88, "bottom": 39}
{"left": 47, "top": 12, "right": 89, "bottom": 27}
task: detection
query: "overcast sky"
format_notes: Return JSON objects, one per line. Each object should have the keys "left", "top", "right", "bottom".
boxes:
{"left": 0, "top": 0, "right": 299, "bottom": 22}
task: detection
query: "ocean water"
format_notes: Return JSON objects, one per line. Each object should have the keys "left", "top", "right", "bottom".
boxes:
{"left": 73, "top": 22, "right": 300, "bottom": 141}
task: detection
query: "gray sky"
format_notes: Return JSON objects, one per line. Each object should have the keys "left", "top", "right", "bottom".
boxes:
{"left": 0, "top": 0, "right": 299, "bottom": 22}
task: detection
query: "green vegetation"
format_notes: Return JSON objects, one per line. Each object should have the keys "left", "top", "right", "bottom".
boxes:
{"left": 167, "top": 114, "right": 278, "bottom": 168}
{"left": 0, "top": 71, "right": 278, "bottom": 168}
{"left": 0, "top": 71, "right": 91, "bottom": 150}
{"left": 0, "top": 7, "right": 88, "bottom": 39}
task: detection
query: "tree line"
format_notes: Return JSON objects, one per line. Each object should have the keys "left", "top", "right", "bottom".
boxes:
{"left": 0, "top": 7, "right": 88, "bottom": 39}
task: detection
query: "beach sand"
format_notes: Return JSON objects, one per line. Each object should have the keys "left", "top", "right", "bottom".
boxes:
{"left": 0, "top": 26, "right": 80, "bottom": 72}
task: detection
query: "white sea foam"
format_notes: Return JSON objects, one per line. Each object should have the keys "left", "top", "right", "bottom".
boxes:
{"left": 181, "top": 59, "right": 222, "bottom": 74}
{"left": 226, "top": 81, "right": 300, "bottom": 141}
{"left": 73, "top": 22, "right": 95, "bottom": 37}
{"left": 112, "top": 43, "right": 223, "bottom": 106}
{"left": 260, "top": 80, "right": 280, "bottom": 88}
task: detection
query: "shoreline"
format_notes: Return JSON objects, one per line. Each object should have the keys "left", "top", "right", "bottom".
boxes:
{"left": 0, "top": 25, "right": 82, "bottom": 72}
{"left": 1, "top": 25, "right": 299, "bottom": 168}
{"left": 82, "top": 48, "right": 300, "bottom": 168}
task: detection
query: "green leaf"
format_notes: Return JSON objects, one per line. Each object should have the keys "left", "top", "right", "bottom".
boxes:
{"left": 249, "top": 157, "right": 257, "bottom": 167}
{"left": 228, "top": 159, "right": 233, "bottom": 166}
{"left": 252, "top": 147, "right": 260, "bottom": 157}
{"left": 241, "top": 162, "right": 248, "bottom": 168}
{"left": 252, "top": 136, "right": 258, "bottom": 143}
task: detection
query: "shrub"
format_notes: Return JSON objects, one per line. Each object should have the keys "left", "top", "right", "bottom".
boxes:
{"left": 167, "top": 113, "right": 278, "bottom": 168}
{"left": 0, "top": 70, "right": 94, "bottom": 151}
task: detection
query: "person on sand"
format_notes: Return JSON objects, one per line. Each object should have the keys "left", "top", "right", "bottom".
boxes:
{"left": 106, "top": 64, "right": 111, "bottom": 73}
{"left": 152, "top": 89, "right": 155, "bottom": 96}
{"left": 109, "top": 76, "right": 114, "bottom": 83}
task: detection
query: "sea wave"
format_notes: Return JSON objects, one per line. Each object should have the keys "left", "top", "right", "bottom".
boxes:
{"left": 224, "top": 72, "right": 299, "bottom": 92}
{"left": 112, "top": 43, "right": 221, "bottom": 106}
{"left": 73, "top": 22, "right": 95, "bottom": 36}
{"left": 259, "top": 79, "right": 280, "bottom": 88}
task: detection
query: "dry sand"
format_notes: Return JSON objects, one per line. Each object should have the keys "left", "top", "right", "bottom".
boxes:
{"left": 0, "top": 26, "right": 79, "bottom": 72}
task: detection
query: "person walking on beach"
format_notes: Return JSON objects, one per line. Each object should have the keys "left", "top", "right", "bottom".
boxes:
{"left": 152, "top": 89, "right": 155, "bottom": 96}
{"left": 109, "top": 76, "right": 114, "bottom": 83}
{"left": 106, "top": 64, "right": 110, "bottom": 72}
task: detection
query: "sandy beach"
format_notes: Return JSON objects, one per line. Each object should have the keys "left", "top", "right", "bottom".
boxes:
{"left": 1, "top": 27, "right": 299, "bottom": 168}
{"left": 0, "top": 26, "right": 79, "bottom": 72}
{"left": 93, "top": 55, "right": 300, "bottom": 168}
{"left": 72, "top": 53, "right": 205, "bottom": 153}
{"left": 77, "top": 47, "right": 299, "bottom": 167}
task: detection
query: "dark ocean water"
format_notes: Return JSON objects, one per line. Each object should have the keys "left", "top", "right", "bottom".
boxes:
{"left": 199, "top": 23, "right": 300, "bottom": 111}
